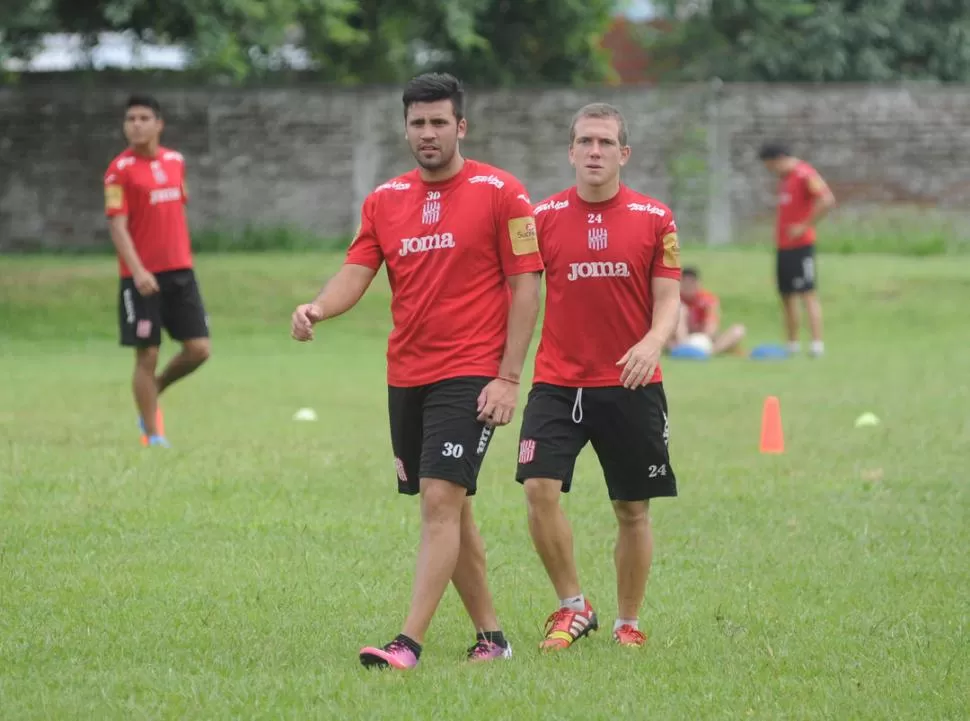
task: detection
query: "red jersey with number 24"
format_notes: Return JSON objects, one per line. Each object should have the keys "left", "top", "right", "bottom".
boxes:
{"left": 344, "top": 159, "right": 545, "bottom": 388}
{"left": 531, "top": 184, "right": 682, "bottom": 388}
{"left": 104, "top": 146, "right": 192, "bottom": 278}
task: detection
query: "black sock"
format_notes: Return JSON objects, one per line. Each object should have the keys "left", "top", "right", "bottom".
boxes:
{"left": 394, "top": 633, "right": 422, "bottom": 658}
{"left": 477, "top": 630, "right": 507, "bottom": 648}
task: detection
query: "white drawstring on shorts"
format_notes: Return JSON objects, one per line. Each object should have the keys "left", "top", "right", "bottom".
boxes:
{"left": 571, "top": 387, "right": 584, "bottom": 424}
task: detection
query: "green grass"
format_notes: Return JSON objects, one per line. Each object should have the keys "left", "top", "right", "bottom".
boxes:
{"left": 1, "top": 249, "right": 967, "bottom": 720}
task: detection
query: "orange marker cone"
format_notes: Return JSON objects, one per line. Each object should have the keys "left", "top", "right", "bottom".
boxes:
{"left": 759, "top": 395, "right": 784, "bottom": 454}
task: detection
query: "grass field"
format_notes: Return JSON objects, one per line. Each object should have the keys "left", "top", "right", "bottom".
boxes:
{"left": 1, "top": 248, "right": 967, "bottom": 720}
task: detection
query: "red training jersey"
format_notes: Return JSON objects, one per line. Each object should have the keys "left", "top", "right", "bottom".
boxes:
{"left": 104, "top": 146, "right": 192, "bottom": 278}
{"left": 682, "top": 289, "right": 719, "bottom": 334}
{"left": 531, "top": 184, "right": 682, "bottom": 388}
{"left": 344, "top": 159, "right": 545, "bottom": 387}
{"left": 776, "top": 161, "right": 829, "bottom": 250}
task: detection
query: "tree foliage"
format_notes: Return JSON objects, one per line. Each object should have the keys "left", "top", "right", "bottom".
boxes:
{"left": 646, "top": 0, "right": 970, "bottom": 82}
{"left": 0, "top": 0, "right": 616, "bottom": 85}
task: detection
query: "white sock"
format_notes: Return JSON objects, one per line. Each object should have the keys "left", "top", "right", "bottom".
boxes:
{"left": 560, "top": 594, "right": 586, "bottom": 612}
{"left": 787, "top": 341, "right": 801, "bottom": 354}
{"left": 614, "top": 618, "right": 638, "bottom": 632}
{"left": 810, "top": 340, "right": 824, "bottom": 355}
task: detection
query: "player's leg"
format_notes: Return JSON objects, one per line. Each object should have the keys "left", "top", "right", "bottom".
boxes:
{"left": 711, "top": 323, "right": 746, "bottom": 355}
{"left": 798, "top": 247, "right": 824, "bottom": 356}
{"left": 119, "top": 277, "right": 166, "bottom": 446}
{"left": 516, "top": 384, "right": 596, "bottom": 650}
{"left": 776, "top": 249, "right": 802, "bottom": 353}
{"left": 157, "top": 270, "right": 211, "bottom": 394}
{"left": 588, "top": 384, "right": 677, "bottom": 647}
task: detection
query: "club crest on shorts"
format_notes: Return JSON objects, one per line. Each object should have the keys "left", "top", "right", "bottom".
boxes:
{"left": 519, "top": 439, "right": 536, "bottom": 464}
{"left": 136, "top": 319, "right": 152, "bottom": 338}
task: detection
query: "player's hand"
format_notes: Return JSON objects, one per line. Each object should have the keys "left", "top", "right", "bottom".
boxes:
{"left": 787, "top": 223, "right": 807, "bottom": 239}
{"left": 476, "top": 378, "right": 518, "bottom": 427}
{"left": 291, "top": 303, "right": 324, "bottom": 342}
{"left": 133, "top": 270, "right": 159, "bottom": 296}
{"left": 617, "top": 336, "right": 664, "bottom": 389}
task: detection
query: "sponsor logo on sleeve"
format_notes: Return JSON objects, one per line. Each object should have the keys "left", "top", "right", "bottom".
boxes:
{"left": 508, "top": 216, "right": 539, "bottom": 256}
{"left": 662, "top": 232, "right": 680, "bottom": 268}
{"left": 105, "top": 184, "right": 124, "bottom": 210}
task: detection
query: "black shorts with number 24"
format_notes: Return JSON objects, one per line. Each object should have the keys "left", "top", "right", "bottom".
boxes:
{"left": 119, "top": 268, "right": 209, "bottom": 348}
{"left": 388, "top": 376, "right": 496, "bottom": 496}
{"left": 515, "top": 382, "right": 677, "bottom": 502}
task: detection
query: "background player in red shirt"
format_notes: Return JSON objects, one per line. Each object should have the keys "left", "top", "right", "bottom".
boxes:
{"left": 668, "top": 266, "right": 747, "bottom": 356}
{"left": 104, "top": 95, "right": 211, "bottom": 448}
{"left": 758, "top": 142, "right": 836, "bottom": 358}
{"left": 290, "top": 73, "right": 543, "bottom": 670}
{"left": 515, "top": 103, "right": 681, "bottom": 650}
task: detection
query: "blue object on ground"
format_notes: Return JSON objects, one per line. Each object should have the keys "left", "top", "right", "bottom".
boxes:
{"left": 750, "top": 343, "right": 790, "bottom": 360}
{"left": 669, "top": 344, "right": 710, "bottom": 360}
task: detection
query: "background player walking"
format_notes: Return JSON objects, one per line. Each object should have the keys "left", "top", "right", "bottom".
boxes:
{"left": 291, "top": 73, "right": 543, "bottom": 670}
{"left": 104, "top": 94, "right": 211, "bottom": 448}
{"left": 515, "top": 103, "right": 682, "bottom": 650}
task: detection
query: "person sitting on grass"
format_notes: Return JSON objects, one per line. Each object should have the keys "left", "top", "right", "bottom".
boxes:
{"left": 668, "top": 266, "right": 746, "bottom": 356}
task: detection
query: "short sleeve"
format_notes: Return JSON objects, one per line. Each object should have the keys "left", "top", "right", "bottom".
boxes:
{"left": 180, "top": 161, "right": 189, "bottom": 206}
{"left": 497, "top": 179, "right": 544, "bottom": 276}
{"left": 104, "top": 164, "right": 128, "bottom": 217}
{"left": 804, "top": 169, "right": 829, "bottom": 198}
{"left": 652, "top": 211, "right": 682, "bottom": 280}
{"left": 344, "top": 194, "right": 384, "bottom": 270}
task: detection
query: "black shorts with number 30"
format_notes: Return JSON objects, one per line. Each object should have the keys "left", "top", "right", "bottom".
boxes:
{"left": 388, "top": 376, "right": 496, "bottom": 497}
{"left": 515, "top": 382, "right": 677, "bottom": 502}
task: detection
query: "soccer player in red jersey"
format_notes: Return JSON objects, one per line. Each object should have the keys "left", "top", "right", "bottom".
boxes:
{"left": 104, "top": 95, "right": 211, "bottom": 448}
{"left": 290, "top": 73, "right": 543, "bottom": 669}
{"left": 514, "top": 103, "right": 682, "bottom": 650}
{"left": 668, "top": 266, "right": 746, "bottom": 356}
{"left": 758, "top": 142, "right": 836, "bottom": 357}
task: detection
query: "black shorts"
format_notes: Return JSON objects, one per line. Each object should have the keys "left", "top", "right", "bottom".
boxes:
{"left": 388, "top": 376, "right": 496, "bottom": 496}
{"left": 119, "top": 269, "right": 209, "bottom": 348}
{"left": 776, "top": 245, "right": 817, "bottom": 295}
{"left": 515, "top": 382, "right": 677, "bottom": 502}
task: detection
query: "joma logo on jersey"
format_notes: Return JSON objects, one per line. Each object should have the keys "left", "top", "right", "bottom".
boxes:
{"left": 149, "top": 187, "right": 182, "bottom": 205}
{"left": 469, "top": 174, "right": 504, "bottom": 189}
{"left": 627, "top": 202, "right": 666, "bottom": 217}
{"left": 399, "top": 232, "right": 455, "bottom": 256}
{"left": 567, "top": 261, "right": 631, "bottom": 281}
{"left": 534, "top": 199, "right": 569, "bottom": 215}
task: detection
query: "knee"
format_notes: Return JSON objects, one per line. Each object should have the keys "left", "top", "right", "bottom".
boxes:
{"left": 613, "top": 500, "right": 649, "bottom": 527}
{"left": 734, "top": 324, "right": 747, "bottom": 338}
{"left": 184, "top": 338, "right": 211, "bottom": 365}
{"left": 135, "top": 347, "right": 160, "bottom": 370}
{"left": 523, "top": 478, "right": 562, "bottom": 516}
{"left": 420, "top": 478, "right": 465, "bottom": 525}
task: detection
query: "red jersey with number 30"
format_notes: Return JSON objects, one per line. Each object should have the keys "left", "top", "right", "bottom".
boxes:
{"left": 104, "top": 146, "right": 192, "bottom": 278}
{"left": 531, "top": 185, "right": 682, "bottom": 388}
{"left": 776, "top": 161, "right": 828, "bottom": 250}
{"left": 345, "top": 159, "right": 544, "bottom": 387}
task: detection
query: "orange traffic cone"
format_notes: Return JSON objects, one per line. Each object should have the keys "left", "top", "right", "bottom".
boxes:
{"left": 759, "top": 396, "right": 784, "bottom": 454}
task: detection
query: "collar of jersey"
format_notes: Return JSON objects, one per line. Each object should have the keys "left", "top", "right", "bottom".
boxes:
{"left": 569, "top": 184, "right": 626, "bottom": 211}
{"left": 414, "top": 158, "right": 472, "bottom": 190}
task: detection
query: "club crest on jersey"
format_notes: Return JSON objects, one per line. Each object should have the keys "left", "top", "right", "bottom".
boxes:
{"left": 567, "top": 261, "right": 630, "bottom": 281}
{"left": 150, "top": 161, "right": 168, "bottom": 184}
{"left": 588, "top": 227, "right": 608, "bottom": 251}
{"left": 399, "top": 232, "right": 455, "bottom": 256}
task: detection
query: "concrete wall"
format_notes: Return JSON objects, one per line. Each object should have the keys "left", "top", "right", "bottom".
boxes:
{"left": 2, "top": 82, "right": 969, "bottom": 251}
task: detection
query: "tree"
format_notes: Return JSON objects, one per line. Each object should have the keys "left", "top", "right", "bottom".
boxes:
{"left": 645, "top": 0, "right": 970, "bottom": 82}
{"left": 0, "top": 0, "right": 617, "bottom": 85}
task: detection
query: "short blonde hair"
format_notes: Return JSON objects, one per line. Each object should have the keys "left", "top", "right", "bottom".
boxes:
{"left": 569, "top": 102, "right": 628, "bottom": 146}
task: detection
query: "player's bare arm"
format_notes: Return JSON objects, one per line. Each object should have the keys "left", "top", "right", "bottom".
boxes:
{"left": 291, "top": 263, "right": 378, "bottom": 342}
{"left": 617, "top": 276, "right": 680, "bottom": 389}
{"left": 108, "top": 215, "right": 158, "bottom": 295}
{"left": 703, "top": 301, "right": 721, "bottom": 337}
{"left": 476, "top": 270, "right": 542, "bottom": 426}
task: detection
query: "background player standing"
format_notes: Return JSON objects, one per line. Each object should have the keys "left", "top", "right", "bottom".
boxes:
{"left": 758, "top": 142, "right": 836, "bottom": 357}
{"left": 515, "top": 103, "right": 681, "bottom": 650}
{"left": 104, "top": 94, "right": 211, "bottom": 448}
{"left": 290, "top": 73, "right": 543, "bottom": 670}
